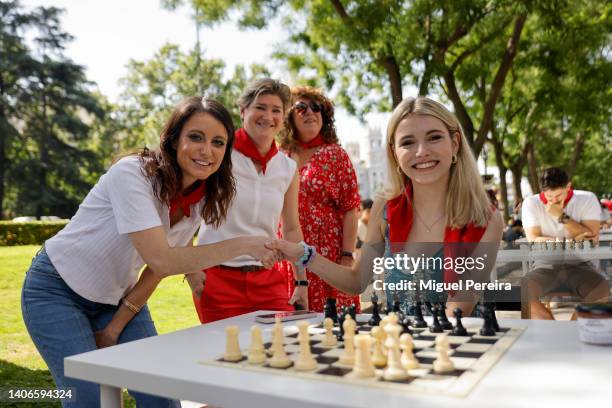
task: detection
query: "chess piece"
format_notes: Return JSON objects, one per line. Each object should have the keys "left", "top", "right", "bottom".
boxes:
{"left": 429, "top": 305, "right": 443, "bottom": 333}
{"left": 247, "top": 325, "right": 266, "bottom": 364}
{"left": 268, "top": 318, "right": 291, "bottom": 368}
{"left": 294, "top": 321, "right": 317, "bottom": 371}
{"left": 371, "top": 326, "right": 387, "bottom": 368}
{"left": 351, "top": 334, "right": 376, "bottom": 378}
{"left": 321, "top": 317, "right": 338, "bottom": 347}
{"left": 223, "top": 326, "right": 242, "bottom": 362}
{"left": 451, "top": 307, "right": 468, "bottom": 336}
{"left": 368, "top": 294, "right": 382, "bottom": 326}
{"left": 479, "top": 305, "right": 496, "bottom": 337}
{"left": 336, "top": 311, "right": 346, "bottom": 341}
{"left": 486, "top": 302, "right": 500, "bottom": 332}
{"left": 413, "top": 301, "right": 427, "bottom": 328}
{"left": 392, "top": 293, "right": 401, "bottom": 313}
{"left": 339, "top": 315, "right": 357, "bottom": 365}
{"left": 382, "top": 321, "right": 408, "bottom": 380}
{"left": 438, "top": 302, "right": 453, "bottom": 330}
{"left": 348, "top": 303, "right": 357, "bottom": 322}
{"left": 399, "top": 333, "right": 419, "bottom": 370}
{"left": 433, "top": 334, "right": 455, "bottom": 373}
{"left": 400, "top": 315, "right": 412, "bottom": 335}
{"left": 324, "top": 297, "right": 338, "bottom": 323}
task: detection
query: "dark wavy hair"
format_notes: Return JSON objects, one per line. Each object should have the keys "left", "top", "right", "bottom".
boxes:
{"left": 280, "top": 85, "right": 338, "bottom": 152}
{"left": 139, "top": 97, "right": 236, "bottom": 228}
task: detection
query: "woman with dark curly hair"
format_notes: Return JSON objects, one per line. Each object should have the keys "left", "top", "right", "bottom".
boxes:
{"left": 21, "top": 97, "right": 279, "bottom": 408}
{"left": 279, "top": 85, "right": 361, "bottom": 313}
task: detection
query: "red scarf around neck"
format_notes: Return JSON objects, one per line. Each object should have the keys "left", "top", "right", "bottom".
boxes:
{"left": 169, "top": 181, "right": 206, "bottom": 218}
{"left": 386, "top": 182, "right": 488, "bottom": 286}
{"left": 539, "top": 188, "right": 574, "bottom": 207}
{"left": 234, "top": 128, "right": 278, "bottom": 174}
{"left": 297, "top": 134, "right": 327, "bottom": 149}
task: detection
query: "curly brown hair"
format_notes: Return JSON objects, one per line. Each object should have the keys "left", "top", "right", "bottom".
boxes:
{"left": 138, "top": 97, "right": 236, "bottom": 228}
{"left": 280, "top": 86, "right": 338, "bottom": 152}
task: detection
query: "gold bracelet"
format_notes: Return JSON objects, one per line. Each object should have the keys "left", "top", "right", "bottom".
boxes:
{"left": 122, "top": 298, "right": 141, "bottom": 314}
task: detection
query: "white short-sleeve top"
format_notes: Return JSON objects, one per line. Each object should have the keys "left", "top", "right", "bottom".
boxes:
{"left": 197, "top": 149, "right": 296, "bottom": 266}
{"left": 45, "top": 156, "right": 203, "bottom": 304}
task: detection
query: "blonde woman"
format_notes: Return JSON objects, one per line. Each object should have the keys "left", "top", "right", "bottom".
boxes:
{"left": 269, "top": 96, "right": 503, "bottom": 315}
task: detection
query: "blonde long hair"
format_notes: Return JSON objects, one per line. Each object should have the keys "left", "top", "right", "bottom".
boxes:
{"left": 384, "top": 97, "right": 491, "bottom": 228}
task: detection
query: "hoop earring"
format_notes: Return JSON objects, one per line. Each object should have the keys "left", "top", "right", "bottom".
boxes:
{"left": 396, "top": 165, "right": 403, "bottom": 174}
{"left": 451, "top": 154, "right": 458, "bottom": 164}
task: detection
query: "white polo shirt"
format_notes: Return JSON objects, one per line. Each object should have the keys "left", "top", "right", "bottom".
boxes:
{"left": 45, "top": 156, "right": 203, "bottom": 304}
{"left": 522, "top": 189, "right": 600, "bottom": 269}
{"left": 197, "top": 149, "right": 296, "bottom": 266}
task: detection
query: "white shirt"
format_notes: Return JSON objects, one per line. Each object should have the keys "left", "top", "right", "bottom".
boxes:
{"left": 197, "top": 149, "right": 296, "bottom": 266}
{"left": 45, "top": 156, "right": 203, "bottom": 304}
{"left": 521, "top": 189, "right": 600, "bottom": 269}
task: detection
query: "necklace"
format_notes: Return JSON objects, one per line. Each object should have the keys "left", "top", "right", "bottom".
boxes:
{"left": 413, "top": 208, "right": 445, "bottom": 232}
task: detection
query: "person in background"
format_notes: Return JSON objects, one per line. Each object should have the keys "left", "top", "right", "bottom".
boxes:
{"left": 278, "top": 85, "right": 361, "bottom": 312}
{"left": 503, "top": 219, "right": 525, "bottom": 244}
{"left": 521, "top": 167, "right": 609, "bottom": 319}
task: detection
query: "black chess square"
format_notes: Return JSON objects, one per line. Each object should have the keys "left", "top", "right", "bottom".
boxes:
{"left": 310, "top": 346, "right": 327, "bottom": 355}
{"left": 452, "top": 351, "right": 484, "bottom": 359}
{"left": 315, "top": 355, "right": 339, "bottom": 365}
{"left": 468, "top": 338, "right": 497, "bottom": 344}
{"left": 317, "top": 366, "right": 351, "bottom": 377}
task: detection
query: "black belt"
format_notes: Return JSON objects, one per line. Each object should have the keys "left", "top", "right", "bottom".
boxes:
{"left": 220, "top": 264, "right": 267, "bottom": 272}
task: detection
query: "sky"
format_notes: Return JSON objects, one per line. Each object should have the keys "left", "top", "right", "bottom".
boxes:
{"left": 21, "top": 0, "right": 390, "bottom": 157}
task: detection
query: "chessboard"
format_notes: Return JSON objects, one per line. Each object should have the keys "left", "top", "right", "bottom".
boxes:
{"left": 200, "top": 314, "right": 525, "bottom": 398}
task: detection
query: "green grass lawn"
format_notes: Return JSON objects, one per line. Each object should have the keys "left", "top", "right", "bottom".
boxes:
{"left": 0, "top": 245, "right": 200, "bottom": 407}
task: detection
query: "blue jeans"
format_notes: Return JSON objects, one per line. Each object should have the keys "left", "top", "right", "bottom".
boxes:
{"left": 21, "top": 247, "right": 180, "bottom": 408}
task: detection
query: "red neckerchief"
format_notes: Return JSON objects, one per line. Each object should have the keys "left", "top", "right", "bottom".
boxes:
{"left": 234, "top": 128, "right": 278, "bottom": 174}
{"left": 387, "top": 181, "right": 488, "bottom": 287}
{"left": 539, "top": 188, "right": 574, "bottom": 208}
{"left": 169, "top": 181, "right": 206, "bottom": 218}
{"left": 297, "top": 134, "right": 327, "bottom": 149}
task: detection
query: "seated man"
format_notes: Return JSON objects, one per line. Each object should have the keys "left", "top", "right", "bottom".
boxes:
{"left": 521, "top": 167, "right": 609, "bottom": 319}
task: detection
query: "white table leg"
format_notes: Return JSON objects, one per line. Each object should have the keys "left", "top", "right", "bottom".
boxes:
{"left": 100, "top": 384, "right": 123, "bottom": 408}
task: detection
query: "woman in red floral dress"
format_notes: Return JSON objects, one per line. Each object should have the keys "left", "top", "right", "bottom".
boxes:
{"left": 279, "top": 86, "right": 361, "bottom": 312}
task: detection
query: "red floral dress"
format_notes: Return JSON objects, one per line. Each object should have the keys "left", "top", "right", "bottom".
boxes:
{"left": 282, "top": 144, "right": 361, "bottom": 312}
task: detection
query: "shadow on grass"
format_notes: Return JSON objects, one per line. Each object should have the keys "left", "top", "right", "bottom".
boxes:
{"left": 0, "top": 360, "right": 136, "bottom": 408}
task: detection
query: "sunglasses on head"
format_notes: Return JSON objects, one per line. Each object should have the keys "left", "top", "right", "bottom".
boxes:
{"left": 293, "top": 101, "right": 323, "bottom": 114}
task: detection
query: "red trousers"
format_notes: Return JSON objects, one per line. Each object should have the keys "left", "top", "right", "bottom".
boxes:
{"left": 193, "top": 265, "right": 292, "bottom": 324}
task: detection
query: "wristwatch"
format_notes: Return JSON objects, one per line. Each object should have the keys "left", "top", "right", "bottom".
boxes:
{"left": 558, "top": 212, "right": 570, "bottom": 224}
{"left": 294, "top": 280, "right": 309, "bottom": 287}
{"left": 341, "top": 250, "right": 354, "bottom": 258}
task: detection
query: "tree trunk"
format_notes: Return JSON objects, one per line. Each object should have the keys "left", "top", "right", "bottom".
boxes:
{"left": 526, "top": 142, "right": 539, "bottom": 194}
{"left": 567, "top": 131, "right": 585, "bottom": 177}
{"left": 492, "top": 139, "right": 510, "bottom": 220}
{"left": 0, "top": 125, "right": 5, "bottom": 220}
{"left": 380, "top": 54, "right": 403, "bottom": 108}
{"left": 510, "top": 164, "right": 523, "bottom": 204}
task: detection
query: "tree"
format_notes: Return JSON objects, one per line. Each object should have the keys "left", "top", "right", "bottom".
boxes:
{"left": 116, "top": 42, "right": 269, "bottom": 150}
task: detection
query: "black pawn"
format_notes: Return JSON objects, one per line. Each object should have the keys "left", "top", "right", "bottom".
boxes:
{"left": 336, "top": 311, "right": 345, "bottom": 341}
{"left": 479, "top": 305, "right": 496, "bottom": 337}
{"left": 429, "top": 305, "right": 443, "bottom": 333}
{"left": 451, "top": 307, "right": 468, "bottom": 336}
{"left": 413, "top": 301, "right": 427, "bottom": 328}
{"left": 486, "top": 302, "right": 500, "bottom": 332}
{"left": 368, "top": 294, "right": 382, "bottom": 326}
{"left": 324, "top": 298, "right": 338, "bottom": 323}
{"left": 400, "top": 316, "right": 413, "bottom": 335}
{"left": 348, "top": 303, "right": 357, "bottom": 322}
{"left": 438, "top": 302, "right": 453, "bottom": 330}
{"left": 392, "top": 293, "right": 402, "bottom": 313}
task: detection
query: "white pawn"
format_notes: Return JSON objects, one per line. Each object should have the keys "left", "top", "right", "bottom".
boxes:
{"left": 383, "top": 323, "right": 408, "bottom": 381}
{"left": 371, "top": 326, "right": 387, "bottom": 368}
{"left": 247, "top": 325, "right": 266, "bottom": 365}
{"left": 268, "top": 318, "right": 291, "bottom": 368}
{"left": 433, "top": 334, "right": 455, "bottom": 373}
{"left": 399, "top": 333, "right": 419, "bottom": 370}
{"left": 321, "top": 317, "right": 337, "bottom": 347}
{"left": 339, "top": 315, "right": 356, "bottom": 365}
{"left": 351, "top": 334, "right": 376, "bottom": 378}
{"left": 294, "top": 321, "right": 317, "bottom": 371}
{"left": 223, "top": 326, "right": 242, "bottom": 362}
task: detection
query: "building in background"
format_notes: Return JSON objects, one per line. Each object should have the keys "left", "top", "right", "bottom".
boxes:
{"left": 344, "top": 127, "right": 388, "bottom": 200}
